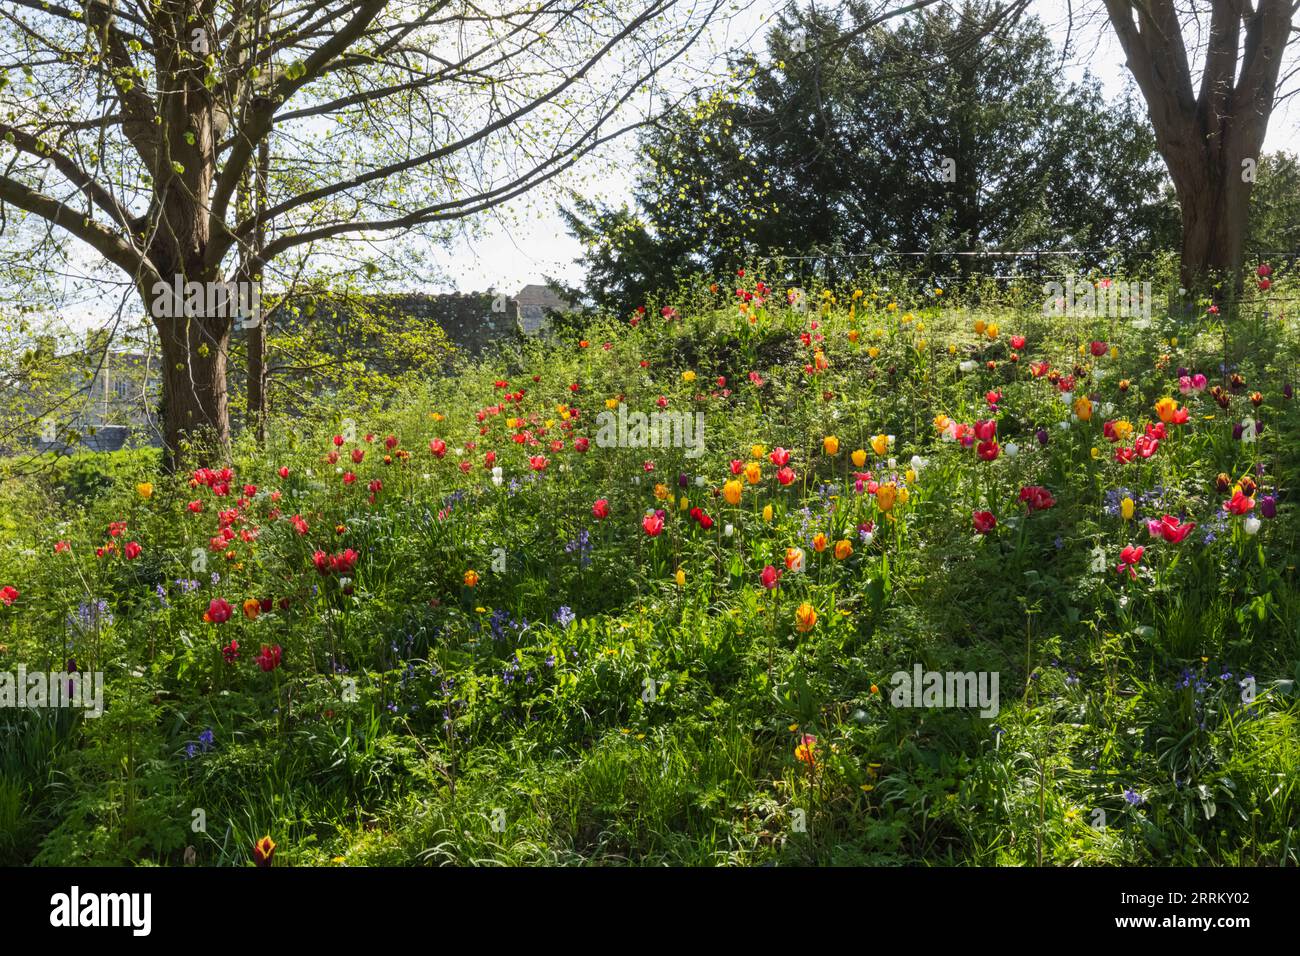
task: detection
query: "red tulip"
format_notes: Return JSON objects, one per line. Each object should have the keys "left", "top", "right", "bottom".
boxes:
{"left": 642, "top": 513, "right": 664, "bottom": 537}
{"left": 972, "top": 511, "right": 997, "bottom": 534}
{"left": 1223, "top": 491, "right": 1254, "bottom": 515}
{"left": 592, "top": 498, "right": 610, "bottom": 520}
{"left": 760, "top": 565, "right": 782, "bottom": 589}
{"left": 974, "top": 419, "right": 997, "bottom": 441}
{"left": 1116, "top": 545, "right": 1144, "bottom": 579}
{"left": 429, "top": 438, "right": 447, "bottom": 458}
{"left": 1149, "top": 515, "right": 1194, "bottom": 544}
{"left": 976, "top": 440, "right": 999, "bottom": 461}
{"left": 769, "top": 447, "right": 791, "bottom": 466}
{"left": 776, "top": 466, "right": 796, "bottom": 486}
{"left": 255, "top": 644, "right": 282, "bottom": 672}
{"left": 124, "top": 541, "right": 142, "bottom": 560}
{"left": 1019, "top": 486, "right": 1056, "bottom": 512}
{"left": 205, "top": 598, "right": 233, "bottom": 624}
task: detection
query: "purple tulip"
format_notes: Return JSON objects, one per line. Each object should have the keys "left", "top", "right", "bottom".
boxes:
{"left": 1036, "top": 427, "right": 1049, "bottom": 446}
{"left": 1260, "top": 495, "right": 1277, "bottom": 519}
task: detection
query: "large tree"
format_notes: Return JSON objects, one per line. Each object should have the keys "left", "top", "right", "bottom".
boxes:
{"left": 0, "top": 0, "right": 736, "bottom": 467}
{"left": 1099, "top": 0, "right": 1298, "bottom": 293}
{"left": 563, "top": 0, "right": 1174, "bottom": 309}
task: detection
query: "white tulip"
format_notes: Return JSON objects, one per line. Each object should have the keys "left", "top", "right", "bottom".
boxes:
{"left": 1244, "top": 516, "right": 1261, "bottom": 535}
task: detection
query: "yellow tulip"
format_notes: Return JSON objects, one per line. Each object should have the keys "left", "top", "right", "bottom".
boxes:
{"left": 762, "top": 504, "right": 773, "bottom": 523}
{"left": 675, "top": 568, "right": 686, "bottom": 586}
{"left": 876, "top": 483, "right": 898, "bottom": 512}
{"left": 136, "top": 482, "right": 153, "bottom": 499}
{"left": 795, "top": 603, "right": 817, "bottom": 633}
{"left": 822, "top": 435, "right": 839, "bottom": 455}
{"left": 682, "top": 370, "right": 696, "bottom": 383}
{"left": 723, "top": 479, "right": 743, "bottom": 506}
{"left": 812, "top": 533, "right": 828, "bottom": 553}
{"left": 834, "top": 539, "right": 853, "bottom": 560}
{"left": 1120, "top": 497, "right": 1135, "bottom": 521}
{"left": 750, "top": 444, "right": 766, "bottom": 459}
{"left": 870, "top": 434, "right": 890, "bottom": 456}
{"left": 464, "top": 570, "right": 479, "bottom": 587}
{"left": 744, "top": 461, "right": 762, "bottom": 485}
{"left": 1073, "top": 397, "right": 1094, "bottom": 421}
{"left": 851, "top": 449, "right": 867, "bottom": 468}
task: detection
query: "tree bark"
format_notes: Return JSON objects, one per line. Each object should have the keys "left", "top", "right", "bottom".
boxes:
{"left": 1101, "top": 0, "right": 1292, "bottom": 298}
{"left": 154, "top": 308, "right": 233, "bottom": 469}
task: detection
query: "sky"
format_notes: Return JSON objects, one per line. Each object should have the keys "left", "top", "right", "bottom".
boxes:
{"left": 16, "top": 0, "right": 1300, "bottom": 326}
{"left": 431, "top": 0, "right": 1300, "bottom": 297}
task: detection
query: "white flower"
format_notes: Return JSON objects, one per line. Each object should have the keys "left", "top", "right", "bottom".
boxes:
{"left": 1244, "top": 516, "right": 1261, "bottom": 535}
{"left": 1099, "top": 403, "right": 1115, "bottom": 417}
{"left": 695, "top": 476, "right": 706, "bottom": 487}
{"left": 959, "top": 360, "right": 977, "bottom": 373}
{"left": 724, "top": 523, "right": 734, "bottom": 537}
{"left": 1004, "top": 442, "right": 1019, "bottom": 457}
{"left": 1058, "top": 420, "right": 1071, "bottom": 430}
{"left": 1060, "top": 391, "right": 1073, "bottom": 405}
{"left": 887, "top": 457, "right": 897, "bottom": 469}
{"left": 491, "top": 466, "right": 503, "bottom": 486}
{"left": 910, "top": 454, "right": 927, "bottom": 472}
{"left": 421, "top": 473, "right": 430, "bottom": 481}
{"left": 860, "top": 531, "right": 874, "bottom": 547}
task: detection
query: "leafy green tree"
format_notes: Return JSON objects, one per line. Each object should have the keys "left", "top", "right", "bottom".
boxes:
{"left": 566, "top": 1, "right": 1175, "bottom": 307}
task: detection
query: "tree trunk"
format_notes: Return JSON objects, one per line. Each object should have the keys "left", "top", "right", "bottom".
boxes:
{"left": 151, "top": 300, "right": 233, "bottom": 469}
{"left": 1170, "top": 159, "right": 1251, "bottom": 296}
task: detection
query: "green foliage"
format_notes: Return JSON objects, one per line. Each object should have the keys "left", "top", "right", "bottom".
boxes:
{"left": 563, "top": 1, "right": 1177, "bottom": 310}
{"left": 0, "top": 268, "right": 1297, "bottom": 866}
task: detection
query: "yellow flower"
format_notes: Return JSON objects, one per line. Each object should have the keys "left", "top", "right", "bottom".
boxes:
{"left": 242, "top": 598, "right": 261, "bottom": 620}
{"left": 851, "top": 448, "right": 867, "bottom": 467}
{"left": 654, "top": 483, "right": 671, "bottom": 500}
{"left": 682, "top": 370, "right": 696, "bottom": 383}
{"left": 822, "top": 435, "right": 839, "bottom": 455}
{"left": 1073, "top": 396, "right": 1094, "bottom": 421}
{"left": 867, "top": 346, "right": 880, "bottom": 359}
{"left": 750, "top": 444, "right": 766, "bottom": 459}
{"left": 431, "top": 412, "right": 444, "bottom": 422}
{"left": 762, "top": 503, "right": 773, "bottom": 523}
{"left": 675, "top": 568, "right": 686, "bottom": 587}
{"left": 1154, "top": 397, "right": 1178, "bottom": 424}
{"left": 744, "top": 461, "right": 762, "bottom": 485}
{"left": 795, "top": 602, "right": 818, "bottom": 633}
{"left": 1090, "top": 446, "right": 1101, "bottom": 459}
{"left": 870, "top": 433, "right": 890, "bottom": 456}
{"left": 876, "top": 482, "right": 898, "bottom": 512}
{"left": 723, "top": 479, "right": 743, "bottom": 506}
{"left": 680, "top": 496, "right": 690, "bottom": 510}
{"left": 463, "top": 570, "right": 479, "bottom": 587}
{"left": 812, "top": 533, "right": 828, "bottom": 553}
{"left": 886, "top": 302, "right": 898, "bottom": 312}
{"left": 1120, "top": 497, "right": 1135, "bottom": 521}
{"left": 904, "top": 468, "right": 917, "bottom": 484}
{"left": 136, "top": 482, "right": 153, "bottom": 499}
{"left": 1111, "top": 419, "right": 1134, "bottom": 442}
{"left": 848, "top": 329, "right": 860, "bottom": 342}
{"left": 973, "top": 319, "right": 986, "bottom": 334}
{"left": 985, "top": 322, "right": 999, "bottom": 340}
{"left": 834, "top": 539, "right": 853, "bottom": 560}
{"left": 605, "top": 397, "right": 620, "bottom": 410}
